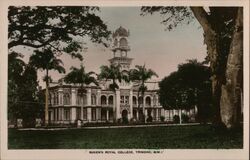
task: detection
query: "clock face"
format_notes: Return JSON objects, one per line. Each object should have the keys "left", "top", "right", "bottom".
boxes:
{"left": 121, "top": 51, "right": 126, "bottom": 57}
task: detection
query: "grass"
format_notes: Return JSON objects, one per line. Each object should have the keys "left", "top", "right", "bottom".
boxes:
{"left": 8, "top": 124, "right": 243, "bottom": 149}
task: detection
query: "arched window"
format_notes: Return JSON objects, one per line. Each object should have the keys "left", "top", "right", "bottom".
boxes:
{"left": 138, "top": 96, "right": 143, "bottom": 105}
{"left": 83, "top": 94, "right": 87, "bottom": 105}
{"left": 77, "top": 93, "right": 87, "bottom": 105}
{"left": 145, "top": 96, "right": 151, "bottom": 106}
{"left": 77, "top": 93, "right": 82, "bottom": 105}
{"left": 119, "top": 38, "right": 128, "bottom": 47}
{"left": 54, "top": 93, "right": 58, "bottom": 105}
{"left": 91, "top": 94, "right": 96, "bottom": 105}
{"left": 133, "top": 96, "right": 137, "bottom": 105}
{"left": 101, "top": 95, "right": 107, "bottom": 105}
{"left": 108, "top": 96, "right": 113, "bottom": 105}
{"left": 63, "top": 93, "right": 71, "bottom": 105}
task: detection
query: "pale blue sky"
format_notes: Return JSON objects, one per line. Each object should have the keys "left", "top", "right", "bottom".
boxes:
{"left": 14, "top": 7, "right": 207, "bottom": 87}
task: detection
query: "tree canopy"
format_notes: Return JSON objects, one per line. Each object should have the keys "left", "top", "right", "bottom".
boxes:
{"left": 98, "top": 64, "right": 129, "bottom": 91}
{"left": 8, "top": 6, "right": 111, "bottom": 60}
{"left": 141, "top": 7, "right": 243, "bottom": 128}
{"left": 64, "top": 65, "right": 98, "bottom": 87}
{"left": 159, "top": 60, "right": 212, "bottom": 121}
{"left": 129, "top": 65, "right": 158, "bottom": 94}
{"left": 8, "top": 52, "right": 43, "bottom": 124}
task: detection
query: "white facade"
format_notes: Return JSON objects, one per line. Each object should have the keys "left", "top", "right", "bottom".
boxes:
{"left": 47, "top": 27, "right": 196, "bottom": 125}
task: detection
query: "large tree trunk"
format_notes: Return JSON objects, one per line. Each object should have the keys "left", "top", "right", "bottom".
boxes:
{"left": 191, "top": 7, "right": 223, "bottom": 125}
{"left": 220, "top": 8, "right": 243, "bottom": 129}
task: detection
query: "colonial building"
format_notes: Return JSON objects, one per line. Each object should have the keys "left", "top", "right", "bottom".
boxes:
{"left": 47, "top": 27, "right": 197, "bottom": 125}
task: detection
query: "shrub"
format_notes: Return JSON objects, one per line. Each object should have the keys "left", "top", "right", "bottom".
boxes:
{"left": 139, "top": 115, "right": 146, "bottom": 123}
{"left": 122, "top": 117, "right": 129, "bottom": 124}
{"left": 160, "top": 116, "right": 165, "bottom": 122}
{"left": 130, "top": 118, "right": 137, "bottom": 123}
{"left": 117, "top": 118, "right": 122, "bottom": 124}
{"left": 173, "top": 115, "right": 180, "bottom": 123}
{"left": 182, "top": 114, "right": 189, "bottom": 123}
{"left": 146, "top": 116, "right": 153, "bottom": 123}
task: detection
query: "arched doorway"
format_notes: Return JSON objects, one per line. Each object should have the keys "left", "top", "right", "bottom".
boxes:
{"left": 122, "top": 110, "right": 128, "bottom": 118}
{"left": 121, "top": 110, "right": 128, "bottom": 123}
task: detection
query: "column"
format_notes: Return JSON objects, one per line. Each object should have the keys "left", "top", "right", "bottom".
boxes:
{"left": 95, "top": 108, "right": 98, "bottom": 122}
{"left": 145, "top": 109, "right": 148, "bottom": 122}
{"left": 71, "top": 88, "right": 76, "bottom": 106}
{"left": 97, "top": 90, "right": 101, "bottom": 106}
{"left": 55, "top": 108, "right": 57, "bottom": 122}
{"left": 50, "top": 110, "right": 54, "bottom": 121}
{"left": 61, "top": 108, "right": 64, "bottom": 122}
{"left": 87, "top": 108, "right": 91, "bottom": 122}
{"left": 194, "top": 105, "right": 198, "bottom": 115}
{"left": 151, "top": 97, "right": 154, "bottom": 107}
{"left": 96, "top": 108, "right": 101, "bottom": 122}
{"left": 58, "top": 88, "right": 63, "bottom": 105}
{"left": 179, "top": 109, "right": 182, "bottom": 124}
{"left": 115, "top": 89, "right": 121, "bottom": 120}
{"left": 80, "top": 107, "right": 83, "bottom": 120}
{"left": 136, "top": 110, "right": 139, "bottom": 120}
{"left": 156, "top": 96, "right": 159, "bottom": 106}
{"left": 171, "top": 109, "right": 174, "bottom": 121}
{"left": 143, "top": 96, "right": 146, "bottom": 114}
{"left": 71, "top": 107, "right": 76, "bottom": 123}
{"left": 87, "top": 88, "right": 91, "bottom": 106}
{"left": 156, "top": 108, "right": 159, "bottom": 121}
{"left": 129, "top": 89, "right": 133, "bottom": 120}
{"left": 106, "top": 110, "right": 109, "bottom": 121}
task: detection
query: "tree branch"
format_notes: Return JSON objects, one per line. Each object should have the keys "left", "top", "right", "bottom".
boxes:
{"left": 190, "top": 7, "right": 215, "bottom": 35}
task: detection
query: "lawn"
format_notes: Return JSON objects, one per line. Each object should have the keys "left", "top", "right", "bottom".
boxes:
{"left": 8, "top": 125, "right": 243, "bottom": 149}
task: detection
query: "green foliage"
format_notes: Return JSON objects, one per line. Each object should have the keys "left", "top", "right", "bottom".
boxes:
{"left": 182, "top": 114, "right": 189, "bottom": 123}
{"left": 8, "top": 52, "right": 44, "bottom": 123}
{"left": 29, "top": 48, "right": 66, "bottom": 84}
{"left": 98, "top": 64, "right": 129, "bottom": 91}
{"left": 30, "top": 49, "right": 65, "bottom": 73}
{"left": 160, "top": 116, "right": 165, "bottom": 122}
{"left": 122, "top": 117, "right": 129, "bottom": 124}
{"left": 173, "top": 115, "right": 180, "bottom": 123}
{"left": 141, "top": 7, "right": 242, "bottom": 126}
{"left": 64, "top": 65, "right": 98, "bottom": 87}
{"left": 141, "top": 7, "right": 194, "bottom": 31}
{"left": 159, "top": 60, "right": 212, "bottom": 122}
{"left": 129, "top": 64, "right": 158, "bottom": 122}
{"left": 129, "top": 64, "right": 158, "bottom": 94}
{"left": 146, "top": 116, "right": 153, "bottom": 123}
{"left": 8, "top": 6, "right": 111, "bottom": 60}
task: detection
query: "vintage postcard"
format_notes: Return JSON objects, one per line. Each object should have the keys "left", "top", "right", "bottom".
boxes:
{"left": 0, "top": 0, "right": 249, "bottom": 160}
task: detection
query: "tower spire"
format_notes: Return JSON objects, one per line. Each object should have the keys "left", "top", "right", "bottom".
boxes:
{"left": 109, "top": 26, "right": 133, "bottom": 71}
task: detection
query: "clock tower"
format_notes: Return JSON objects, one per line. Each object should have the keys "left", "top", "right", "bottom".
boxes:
{"left": 109, "top": 26, "right": 133, "bottom": 71}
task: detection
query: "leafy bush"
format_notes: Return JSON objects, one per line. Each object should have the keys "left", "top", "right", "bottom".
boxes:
{"left": 160, "top": 116, "right": 165, "bottom": 122}
{"left": 139, "top": 115, "right": 146, "bottom": 123}
{"left": 173, "top": 115, "right": 180, "bottom": 123}
{"left": 117, "top": 118, "right": 122, "bottom": 124}
{"left": 146, "top": 116, "right": 153, "bottom": 122}
{"left": 122, "top": 117, "right": 129, "bottom": 124}
{"left": 182, "top": 114, "right": 189, "bottom": 123}
{"left": 130, "top": 118, "right": 137, "bottom": 123}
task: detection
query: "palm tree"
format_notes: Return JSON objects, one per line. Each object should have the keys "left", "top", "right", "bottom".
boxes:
{"left": 129, "top": 65, "right": 158, "bottom": 122}
{"left": 29, "top": 49, "right": 65, "bottom": 126}
{"left": 98, "top": 64, "right": 129, "bottom": 121}
{"left": 64, "top": 65, "right": 99, "bottom": 92}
